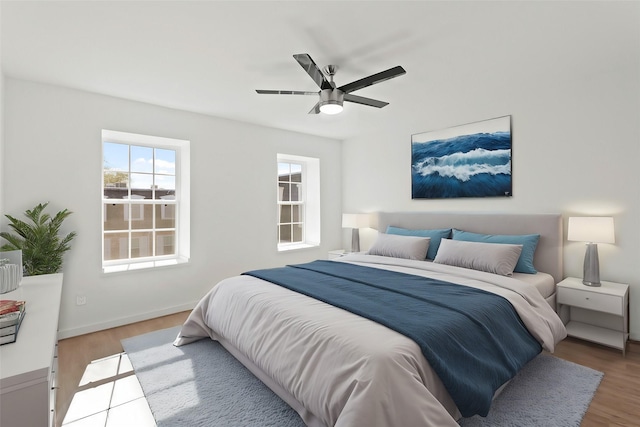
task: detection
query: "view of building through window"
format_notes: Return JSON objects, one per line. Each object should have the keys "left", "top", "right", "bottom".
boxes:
{"left": 103, "top": 141, "right": 177, "bottom": 263}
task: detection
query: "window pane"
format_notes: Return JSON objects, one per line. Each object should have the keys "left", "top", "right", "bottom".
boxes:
{"left": 290, "top": 163, "right": 302, "bottom": 182}
{"left": 278, "top": 163, "right": 290, "bottom": 182}
{"left": 278, "top": 183, "right": 288, "bottom": 202}
{"left": 131, "top": 232, "right": 153, "bottom": 258}
{"left": 131, "top": 205, "right": 153, "bottom": 229}
{"left": 279, "top": 205, "right": 292, "bottom": 223}
{"left": 130, "top": 146, "right": 153, "bottom": 173}
{"left": 292, "top": 205, "right": 301, "bottom": 223}
{"left": 104, "top": 142, "right": 129, "bottom": 199}
{"left": 104, "top": 142, "right": 129, "bottom": 172}
{"left": 130, "top": 173, "right": 153, "bottom": 198}
{"left": 290, "top": 183, "right": 301, "bottom": 202}
{"left": 156, "top": 230, "right": 175, "bottom": 255}
{"left": 154, "top": 175, "right": 175, "bottom": 200}
{"left": 156, "top": 204, "right": 175, "bottom": 228}
{"left": 292, "top": 224, "right": 303, "bottom": 242}
{"left": 279, "top": 225, "right": 291, "bottom": 244}
{"left": 104, "top": 232, "right": 129, "bottom": 261}
{"left": 103, "top": 171, "right": 129, "bottom": 199}
{"left": 104, "top": 204, "right": 128, "bottom": 231}
{"left": 155, "top": 149, "right": 176, "bottom": 175}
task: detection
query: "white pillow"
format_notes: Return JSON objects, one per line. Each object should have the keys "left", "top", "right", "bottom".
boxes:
{"left": 367, "top": 233, "right": 430, "bottom": 260}
{"left": 433, "top": 239, "right": 523, "bottom": 276}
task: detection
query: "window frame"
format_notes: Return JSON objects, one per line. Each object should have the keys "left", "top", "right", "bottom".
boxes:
{"left": 277, "top": 160, "right": 306, "bottom": 248}
{"left": 277, "top": 154, "right": 320, "bottom": 252}
{"left": 102, "top": 130, "right": 190, "bottom": 273}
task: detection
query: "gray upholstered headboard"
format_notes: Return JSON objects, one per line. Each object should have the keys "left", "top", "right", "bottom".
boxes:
{"left": 372, "top": 212, "right": 564, "bottom": 284}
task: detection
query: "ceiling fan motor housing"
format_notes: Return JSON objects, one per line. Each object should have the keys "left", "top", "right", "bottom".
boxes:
{"left": 319, "top": 88, "right": 344, "bottom": 114}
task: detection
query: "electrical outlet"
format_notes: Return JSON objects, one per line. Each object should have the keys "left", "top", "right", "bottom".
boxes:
{"left": 76, "top": 295, "right": 87, "bottom": 306}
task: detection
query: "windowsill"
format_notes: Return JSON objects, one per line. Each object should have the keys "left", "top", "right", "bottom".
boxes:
{"left": 102, "top": 256, "right": 189, "bottom": 274}
{"left": 277, "top": 243, "right": 318, "bottom": 252}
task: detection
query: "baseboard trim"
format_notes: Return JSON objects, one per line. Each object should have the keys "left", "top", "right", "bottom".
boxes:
{"left": 57, "top": 301, "right": 197, "bottom": 340}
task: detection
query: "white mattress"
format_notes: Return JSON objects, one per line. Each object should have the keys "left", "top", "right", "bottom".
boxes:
{"left": 512, "top": 271, "right": 556, "bottom": 299}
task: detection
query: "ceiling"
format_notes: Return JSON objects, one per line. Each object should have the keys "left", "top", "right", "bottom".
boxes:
{"left": 1, "top": 1, "right": 638, "bottom": 140}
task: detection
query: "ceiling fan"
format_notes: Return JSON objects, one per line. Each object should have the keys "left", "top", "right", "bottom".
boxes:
{"left": 256, "top": 53, "right": 406, "bottom": 115}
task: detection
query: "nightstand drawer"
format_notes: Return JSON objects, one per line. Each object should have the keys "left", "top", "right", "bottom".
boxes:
{"left": 557, "top": 287, "right": 622, "bottom": 315}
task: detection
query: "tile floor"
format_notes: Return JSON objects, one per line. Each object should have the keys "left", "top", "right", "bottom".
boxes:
{"left": 61, "top": 353, "right": 156, "bottom": 427}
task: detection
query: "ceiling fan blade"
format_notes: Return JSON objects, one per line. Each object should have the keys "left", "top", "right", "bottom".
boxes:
{"left": 344, "top": 94, "right": 389, "bottom": 108}
{"left": 337, "top": 66, "right": 406, "bottom": 94}
{"left": 293, "top": 53, "right": 333, "bottom": 90}
{"left": 308, "top": 102, "right": 321, "bottom": 114}
{"left": 256, "top": 90, "right": 318, "bottom": 95}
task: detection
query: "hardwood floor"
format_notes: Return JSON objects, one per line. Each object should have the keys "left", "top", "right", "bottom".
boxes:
{"left": 552, "top": 338, "right": 640, "bottom": 427}
{"left": 57, "top": 313, "right": 640, "bottom": 427}
{"left": 56, "top": 311, "right": 189, "bottom": 427}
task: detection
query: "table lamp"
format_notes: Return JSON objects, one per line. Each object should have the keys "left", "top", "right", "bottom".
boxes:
{"left": 567, "top": 216, "right": 615, "bottom": 286}
{"left": 342, "top": 213, "right": 370, "bottom": 253}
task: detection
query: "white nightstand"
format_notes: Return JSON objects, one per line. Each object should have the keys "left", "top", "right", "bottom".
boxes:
{"left": 556, "top": 277, "right": 629, "bottom": 355}
{"left": 328, "top": 249, "right": 346, "bottom": 260}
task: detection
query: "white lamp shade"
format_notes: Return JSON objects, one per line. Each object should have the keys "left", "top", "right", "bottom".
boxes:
{"left": 568, "top": 217, "right": 615, "bottom": 244}
{"left": 342, "top": 213, "right": 370, "bottom": 229}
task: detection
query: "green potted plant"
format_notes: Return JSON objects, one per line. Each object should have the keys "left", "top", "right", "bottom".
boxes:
{"left": 0, "top": 202, "right": 77, "bottom": 276}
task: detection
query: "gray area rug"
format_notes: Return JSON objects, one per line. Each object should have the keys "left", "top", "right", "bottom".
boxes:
{"left": 122, "top": 327, "right": 603, "bottom": 427}
{"left": 122, "top": 327, "right": 304, "bottom": 427}
{"left": 458, "top": 352, "right": 603, "bottom": 427}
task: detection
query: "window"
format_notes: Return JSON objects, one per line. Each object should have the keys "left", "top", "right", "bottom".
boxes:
{"left": 277, "top": 154, "right": 320, "bottom": 251}
{"left": 278, "top": 161, "right": 304, "bottom": 244}
{"left": 102, "top": 130, "right": 190, "bottom": 272}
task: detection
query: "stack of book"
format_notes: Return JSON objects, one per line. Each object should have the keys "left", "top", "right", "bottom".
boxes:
{"left": 0, "top": 300, "right": 26, "bottom": 345}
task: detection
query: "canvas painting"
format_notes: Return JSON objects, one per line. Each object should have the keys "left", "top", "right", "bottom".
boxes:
{"left": 411, "top": 116, "right": 512, "bottom": 199}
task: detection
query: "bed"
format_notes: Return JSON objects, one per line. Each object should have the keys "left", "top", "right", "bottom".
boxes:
{"left": 175, "top": 212, "right": 567, "bottom": 427}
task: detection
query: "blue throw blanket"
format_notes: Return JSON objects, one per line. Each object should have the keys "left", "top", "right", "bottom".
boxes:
{"left": 243, "top": 260, "right": 541, "bottom": 417}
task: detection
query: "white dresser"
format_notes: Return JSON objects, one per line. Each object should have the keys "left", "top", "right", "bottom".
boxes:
{"left": 0, "top": 273, "right": 63, "bottom": 427}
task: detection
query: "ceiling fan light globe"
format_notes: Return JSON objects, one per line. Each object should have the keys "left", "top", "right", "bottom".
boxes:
{"left": 320, "top": 102, "right": 343, "bottom": 115}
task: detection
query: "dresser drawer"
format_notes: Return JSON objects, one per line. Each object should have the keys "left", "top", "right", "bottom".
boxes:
{"left": 557, "top": 287, "right": 622, "bottom": 315}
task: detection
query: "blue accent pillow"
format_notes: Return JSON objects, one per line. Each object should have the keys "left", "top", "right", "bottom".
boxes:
{"left": 451, "top": 229, "right": 540, "bottom": 274}
{"left": 386, "top": 226, "right": 452, "bottom": 260}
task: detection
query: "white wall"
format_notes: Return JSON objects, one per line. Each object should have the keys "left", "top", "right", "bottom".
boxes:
{"left": 0, "top": 74, "right": 4, "bottom": 219}
{"left": 3, "top": 78, "right": 342, "bottom": 338}
{"left": 0, "top": 5, "right": 4, "bottom": 218}
{"left": 342, "top": 9, "right": 640, "bottom": 339}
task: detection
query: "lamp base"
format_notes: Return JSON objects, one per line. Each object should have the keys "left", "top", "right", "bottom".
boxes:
{"left": 582, "top": 243, "right": 601, "bottom": 287}
{"left": 351, "top": 228, "right": 360, "bottom": 253}
{"left": 582, "top": 281, "right": 601, "bottom": 287}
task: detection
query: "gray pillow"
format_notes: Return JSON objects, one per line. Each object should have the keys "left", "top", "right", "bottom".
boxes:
{"left": 451, "top": 229, "right": 540, "bottom": 274}
{"left": 433, "top": 239, "right": 523, "bottom": 276}
{"left": 386, "top": 226, "right": 452, "bottom": 260}
{"left": 367, "top": 233, "right": 430, "bottom": 260}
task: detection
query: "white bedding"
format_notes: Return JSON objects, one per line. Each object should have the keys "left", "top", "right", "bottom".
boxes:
{"left": 175, "top": 254, "right": 566, "bottom": 427}
{"left": 512, "top": 271, "right": 556, "bottom": 299}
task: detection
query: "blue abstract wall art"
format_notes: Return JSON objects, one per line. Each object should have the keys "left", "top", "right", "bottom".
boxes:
{"left": 411, "top": 116, "right": 512, "bottom": 199}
